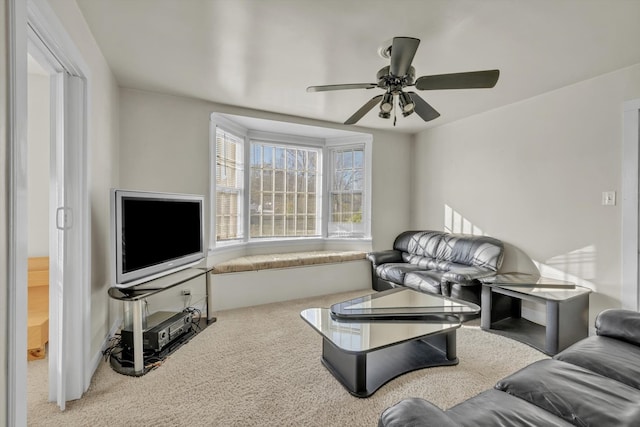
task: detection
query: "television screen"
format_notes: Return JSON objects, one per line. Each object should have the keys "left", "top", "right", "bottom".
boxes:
{"left": 111, "top": 190, "right": 205, "bottom": 288}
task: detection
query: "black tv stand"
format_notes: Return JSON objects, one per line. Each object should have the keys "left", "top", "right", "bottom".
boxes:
{"left": 107, "top": 266, "right": 215, "bottom": 376}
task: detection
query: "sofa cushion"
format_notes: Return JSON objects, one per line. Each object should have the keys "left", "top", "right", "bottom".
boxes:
{"left": 375, "top": 263, "right": 425, "bottom": 284}
{"left": 595, "top": 308, "right": 640, "bottom": 347}
{"left": 395, "top": 230, "right": 444, "bottom": 256}
{"left": 495, "top": 359, "right": 640, "bottom": 426}
{"left": 404, "top": 271, "right": 443, "bottom": 294}
{"left": 378, "top": 397, "right": 457, "bottom": 427}
{"left": 394, "top": 231, "right": 504, "bottom": 271}
{"left": 554, "top": 335, "right": 640, "bottom": 390}
{"left": 402, "top": 253, "right": 440, "bottom": 269}
{"left": 435, "top": 234, "right": 504, "bottom": 270}
{"left": 447, "top": 389, "right": 574, "bottom": 427}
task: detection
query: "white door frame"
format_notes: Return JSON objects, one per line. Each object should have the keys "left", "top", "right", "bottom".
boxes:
{"left": 6, "top": 0, "right": 28, "bottom": 424}
{"left": 8, "top": 0, "right": 91, "bottom": 420}
{"left": 622, "top": 98, "right": 640, "bottom": 311}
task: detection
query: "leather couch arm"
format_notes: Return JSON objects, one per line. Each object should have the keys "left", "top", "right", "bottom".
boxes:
{"left": 378, "top": 398, "right": 457, "bottom": 427}
{"left": 442, "top": 266, "right": 496, "bottom": 284}
{"left": 367, "top": 250, "right": 403, "bottom": 266}
{"left": 595, "top": 309, "right": 640, "bottom": 347}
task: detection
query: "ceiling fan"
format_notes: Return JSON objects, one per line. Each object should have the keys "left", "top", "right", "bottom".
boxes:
{"left": 307, "top": 36, "right": 500, "bottom": 125}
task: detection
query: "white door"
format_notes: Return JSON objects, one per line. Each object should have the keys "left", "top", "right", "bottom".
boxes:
{"left": 48, "top": 72, "right": 87, "bottom": 409}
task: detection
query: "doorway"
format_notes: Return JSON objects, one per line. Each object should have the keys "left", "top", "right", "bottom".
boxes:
{"left": 19, "top": 1, "right": 91, "bottom": 414}
{"left": 26, "top": 52, "right": 50, "bottom": 378}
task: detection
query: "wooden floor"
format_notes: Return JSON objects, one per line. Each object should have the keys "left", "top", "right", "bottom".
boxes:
{"left": 28, "top": 257, "right": 49, "bottom": 360}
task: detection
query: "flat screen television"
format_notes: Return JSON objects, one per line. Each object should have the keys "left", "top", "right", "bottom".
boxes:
{"left": 110, "top": 189, "right": 205, "bottom": 288}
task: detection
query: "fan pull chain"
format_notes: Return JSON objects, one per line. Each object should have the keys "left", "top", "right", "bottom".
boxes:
{"left": 393, "top": 96, "right": 397, "bottom": 126}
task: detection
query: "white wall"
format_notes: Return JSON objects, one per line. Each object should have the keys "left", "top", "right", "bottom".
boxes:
{"left": 27, "top": 73, "right": 50, "bottom": 257}
{"left": 413, "top": 63, "right": 640, "bottom": 325}
{"left": 45, "top": 0, "right": 120, "bottom": 360}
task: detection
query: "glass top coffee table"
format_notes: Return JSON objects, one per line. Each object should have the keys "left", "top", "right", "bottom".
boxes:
{"left": 300, "top": 288, "right": 480, "bottom": 397}
{"left": 330, "top": 287, "right": 480, "bottom": 320}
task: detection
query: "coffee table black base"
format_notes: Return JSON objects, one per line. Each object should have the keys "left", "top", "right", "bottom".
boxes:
{"left": 321, "top": 330, "right": 457, "bottom": 398}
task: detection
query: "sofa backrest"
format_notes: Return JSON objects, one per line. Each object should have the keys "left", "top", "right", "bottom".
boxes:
{"left": 393, "top": 230, "right": 504, "bottom": 271}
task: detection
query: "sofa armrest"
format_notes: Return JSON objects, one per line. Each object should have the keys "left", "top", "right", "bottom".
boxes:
{"left": 378, "top": 398, "right": 457, "bottom": 427}
{"left": 595, "top": 309, "right": 640, "bottom": 346}
{"left": 442, "top": 266, "right": 496, "bottom": 284}
{"left": 367, "top": 249, "right": 403, "bottom": 266}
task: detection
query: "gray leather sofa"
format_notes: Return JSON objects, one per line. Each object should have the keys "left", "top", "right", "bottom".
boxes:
{"left": 367, "top": 230, "right": 504, "bottom": 305}
{"left": 378, "top": 309, "right": 640, "bottom": 427}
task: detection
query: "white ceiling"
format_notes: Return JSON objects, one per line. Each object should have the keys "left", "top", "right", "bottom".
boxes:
{"left": 76, "top": 0, "right": 640, "bottom": 134}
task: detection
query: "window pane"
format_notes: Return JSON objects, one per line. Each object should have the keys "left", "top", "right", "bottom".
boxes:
{"left": 283, "top": 193, "right": 292, "bottom": 214}
{"left": 263, "top": 146, "right": 274, "bottom": 168}
{"left": 354, "top": 150, "right": 363, "bottom": 168}
{"left": 328, "top": 145, "right": 366, "bottom": 238}
{"left": 274, "top": 193, "right": 285, "bottom": 215}
{"left": 215, "top": 128, "right": 243, "bottom": 241}
{"left": 274, "top": 216, "right": 285, "bottom": 236}
{"left": 297, "top": 194, "right": 306, "bottom": 213}
{"left": 307, "top": 173, "right": 316, "bottom": 193}
{"left": 286, "top": 171, "right": 296, "bottom": 192}
{"left": 274, "top": 170, "right": 285, "bottom": 192}
{"left": 342, "top": 151, "right": 353, "bottom": 169}
{"left": 296, "top": 216, "right": 306, "bottom": 235}
{"left": 262, "top": 216, "right": 273, "bottom": 237}
{"left": 353, "top": 170, "right": 363, "bottom": 190}
{"left": 297, "top": 172, "right": 306, "bottom": 192}
{"left": 286, "top": 149, "right": 296, "bottom": 169}
{"left": 307, "top": 194, "right": 316, "bottom": 214}
{"left": 275, "top": 147, "right": 285, "bottom": 169}
{"left": 308, "top": 151, "right": 317, "bottom": 170}
{"left": 263, "top": 169, "right": 273, "bottom": 191}
{"left": 286, "top": 215, "right": 296, "bottom": 236}
{"left": 307, "top": 216, "right": 316, "bottom": 233}
{"left": 250, "top": 141, "right": 320, "bottom": 239}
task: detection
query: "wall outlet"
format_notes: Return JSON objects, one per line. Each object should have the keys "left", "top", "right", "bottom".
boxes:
{"left": 602, "top": 191, "right": 616, "bottom": 206}
{"left": 181, "top": 289, "right": 191, "bottom": 296}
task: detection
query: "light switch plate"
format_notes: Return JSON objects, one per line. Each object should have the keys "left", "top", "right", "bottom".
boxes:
{"left": 602, "top": 191, "right": 616, "bottom": 206}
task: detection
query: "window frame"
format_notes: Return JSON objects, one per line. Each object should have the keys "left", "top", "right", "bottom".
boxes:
{"left": 214, "top": 126, "right": 245, "bottom": 243}
{"left": 210, "top": 114, "right": 372, "bottom": 251}
{"left": 248, "top": 138, "right": 323, "bottom": 239}
{"left": 327, "top": 142, "right": 369, "bottom": 239}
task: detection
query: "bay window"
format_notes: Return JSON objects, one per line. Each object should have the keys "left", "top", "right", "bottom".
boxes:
{"left": 211, "top": 113, "right": 371, "bottom": 248}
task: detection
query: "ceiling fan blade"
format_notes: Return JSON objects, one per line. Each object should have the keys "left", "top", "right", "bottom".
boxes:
{"left": 415, "top": 69, "right": 500, "bottom": 90}
{"left": 307, "top": 83, "right": 377, "bottom": 92}
{"left": 344, "top": 94, "right": 384, "bottom": 125}
{"left": 407, "top": 92, "right": 440, "bottom": 122}
{"left": 389, "top": 37, "right": 420, "bottom": 77}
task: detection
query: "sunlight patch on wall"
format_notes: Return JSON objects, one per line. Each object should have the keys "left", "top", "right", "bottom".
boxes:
{"left": 534, "top": 245, "right": 597, "bottom": 290}
{"left": 444, "top": 204, "right": 484, "bottom": 236}
{"left": 444, "top": 204, "right": 595, "bottom": 290}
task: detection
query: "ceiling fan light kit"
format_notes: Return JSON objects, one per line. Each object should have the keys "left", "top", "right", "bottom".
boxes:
{"left": 307, "top": 36, "right": 500, "bottom": 126}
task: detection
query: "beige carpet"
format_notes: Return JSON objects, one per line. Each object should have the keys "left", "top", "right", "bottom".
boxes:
{"left": 27, "top": 290, "right": 547, "bottom": 426}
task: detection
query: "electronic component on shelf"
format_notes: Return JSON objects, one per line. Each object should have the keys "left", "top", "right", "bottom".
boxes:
{"left": 121, "top": 311, "right": 193, "bottom": 353}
